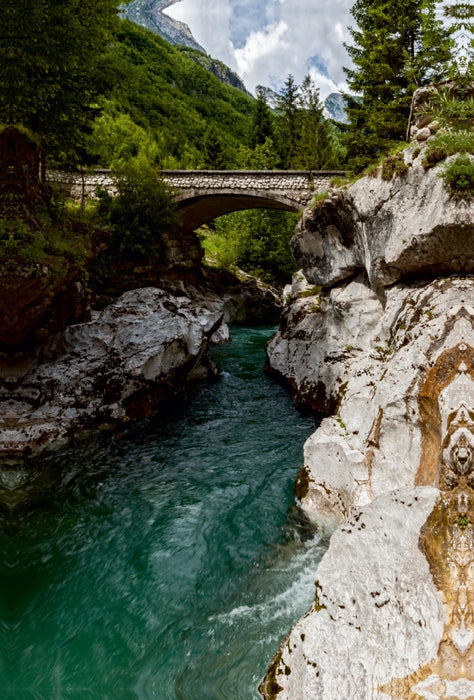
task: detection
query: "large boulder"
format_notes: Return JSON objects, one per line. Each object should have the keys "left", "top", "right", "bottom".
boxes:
{"left": 292, "top": 147, "right": 473, "bottom": 289}
{"left": 0, "top": 288, "right": 224, "bottom": 458}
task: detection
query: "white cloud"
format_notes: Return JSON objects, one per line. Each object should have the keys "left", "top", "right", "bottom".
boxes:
{"left": 164, "top": 0, "right": 234, "bottom": 62}
{"left": 234, "top": 21, "right": 290, "bottom": 81}
{"left": 166, "top": 0, "right": 354, "bottom": 99}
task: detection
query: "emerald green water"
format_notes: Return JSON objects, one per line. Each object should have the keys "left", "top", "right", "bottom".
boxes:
{"left": 0, "top": 327, "right": 325, "bottom": 699}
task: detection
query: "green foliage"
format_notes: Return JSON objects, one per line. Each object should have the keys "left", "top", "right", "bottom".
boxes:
{"left": 96, "top": 155, "right": 179, "bottom": 261}
{"left": 343, "top": 0, "right": 452, "bottom": 170}
{"left": 311, "top": 191, "right": 329, "bottom": 208}
{"left": 276, "top": 74, "right": 301, "bottom": 169}
{"left": 0, "top": 0, "right": 123, "bottom": 163}
{"left": 273, "top": 74, "right": 344, "bottom": 169}
{"left": 380, "top": 152, "right": 410, "bottom": 180}
{"left": 90, "top": 20, "right": 255, "bottom": 169}
{"left": 203, "top": 125, "right": 228, "bottom": 169}
{"left": 251, "top": 91, "right": 275, "bottom": 148}
{"left": 202, "top": 209, "right": 299, "bottom": 285}
{"left": 443, "top": 154, "right": 474, "bottom": 193}
{"left": 424, "top": 129, "right": 474, "bottom": 166}
{"left": 87, "top": 101, "right": 161, "bottom": 169}
{"left": 237, "top": 137, "right": 280, "bottom": 169}
{"left": 294, "top": 75, "right": 336, "bottom": 169}
{"left": 0, "top": 199, "right": 95, "bottom": 271}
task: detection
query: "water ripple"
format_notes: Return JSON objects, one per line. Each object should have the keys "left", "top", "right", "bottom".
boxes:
{"left": 0, "top": 327, "right": 322, "bottom": 698}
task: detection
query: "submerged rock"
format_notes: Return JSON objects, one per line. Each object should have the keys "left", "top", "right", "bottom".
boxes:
{"left": 0, "top": 288, "right": 225, "bottom": 458}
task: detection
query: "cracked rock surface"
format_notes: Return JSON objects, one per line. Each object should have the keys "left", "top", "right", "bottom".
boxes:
{"left": 261, "top": 142, "right": 474, "bottom": 699}
{"left": 0, "top": 288, "right": 224, "bottom": 458}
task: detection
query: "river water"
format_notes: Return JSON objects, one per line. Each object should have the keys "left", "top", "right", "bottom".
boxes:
{"left": 0, "top": 326, "right": 326, "bottom": 699}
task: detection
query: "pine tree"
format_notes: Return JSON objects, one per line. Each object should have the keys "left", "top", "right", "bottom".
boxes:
{"left": 276, "top": 74, "right": 301, "bottom": 168}
{"left": 250, "top": 90, "right": 274, "bottom": 149}
{"left": 203, "top": 125, "right": 227, "bottom": 169}
{"left": 0, "top": 0, "right": 123, "bottom": 165}
{"left": 295, "top": 75, "right": 334, "bottom": 169}
{"left": 343, "top": 0, "right": 451, "bottom": 170}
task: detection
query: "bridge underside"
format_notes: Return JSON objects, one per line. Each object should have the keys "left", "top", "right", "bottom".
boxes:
{"left": 175, "top": 193, "right": 301, "bottom": 233}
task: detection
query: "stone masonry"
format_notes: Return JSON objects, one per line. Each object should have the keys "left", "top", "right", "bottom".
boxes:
{"left": 47, "top": 169, "right": 347, "bottom": 209}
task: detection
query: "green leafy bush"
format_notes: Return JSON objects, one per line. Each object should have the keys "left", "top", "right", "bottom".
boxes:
{"left": 443, "top": 154, "right": 474, "bottom": 194}
{"left": 96, "top": 156, "right": 180, "bottom": 261}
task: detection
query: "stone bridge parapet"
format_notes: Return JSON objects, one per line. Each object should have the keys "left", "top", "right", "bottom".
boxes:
{"left": 47, "top": 169, "right": 347, "bottom": 231}
{"left": 47, "top": 169, "right": 345, "bottom": 202}
{"left": 162, "top": 169, "right": 344, "bottom": 207}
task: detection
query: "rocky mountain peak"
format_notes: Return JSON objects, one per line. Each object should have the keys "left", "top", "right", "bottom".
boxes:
{"left": 121, "top": 0, "right": 205, "bottom": 52}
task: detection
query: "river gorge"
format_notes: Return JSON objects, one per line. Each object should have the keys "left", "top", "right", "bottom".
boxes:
{"left": 0, "top": 326, "right": 322, "bottom": 699}
{"left": 1, "top": 82, "right": 474, "bottom": 698}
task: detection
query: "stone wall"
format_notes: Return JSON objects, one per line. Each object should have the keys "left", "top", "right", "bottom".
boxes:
{"left": 46, "top": 169, "right": 346, "bottom": 206}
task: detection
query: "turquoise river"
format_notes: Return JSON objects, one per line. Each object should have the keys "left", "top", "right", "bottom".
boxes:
{"left": 0, "top": 326, "right": 327, "bottom": 699}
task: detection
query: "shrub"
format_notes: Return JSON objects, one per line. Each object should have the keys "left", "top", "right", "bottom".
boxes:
{"left": 443, "top": 154, "right": 474, "bottom": 194}
{"left": 380, "top": 153, "right": 409, "bottom": 180}
{"left": 423, "top": 130, "right": 474, "bottom": 168}
{"left": 96, "top": 155, "right": 180, "bottom": 261}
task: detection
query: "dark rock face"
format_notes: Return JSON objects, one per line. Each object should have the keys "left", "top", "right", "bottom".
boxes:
{"left": 0, "top": 128, "right": 91, "bottom": 351}
{"left": 121, "top": 0, "right": 205, "bottom": 52}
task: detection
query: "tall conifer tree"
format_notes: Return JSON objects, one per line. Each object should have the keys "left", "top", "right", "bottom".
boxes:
{"left": 276, "top": 74, "right": 301, "bottom": 168}
{"left": 295, "top": 75, "right": 334, "bottom": 169}
{"left": 251, "top": 90, "right": 274, "bottom": 149}
{"left": 343, "top": 0, "right": 451, "bottom": 169}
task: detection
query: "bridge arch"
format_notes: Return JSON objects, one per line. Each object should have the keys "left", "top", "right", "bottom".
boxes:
{"left": 174, "top": 190, "right": 301, "bottom": 233}
{"left": 47, "top": 169, "right": 347, "bottom": 234}
{"left": 161, "top": 169, "right": 345, "bottom": 233}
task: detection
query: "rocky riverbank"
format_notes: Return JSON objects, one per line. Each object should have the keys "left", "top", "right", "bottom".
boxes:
{"left": 261, "top": 139, "right": 474, "bottom": 697}
{"left": 0, "top": 287, "right": 226, "bottom": 460}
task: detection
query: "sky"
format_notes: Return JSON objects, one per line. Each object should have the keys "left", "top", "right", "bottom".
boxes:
{"left": 165, "top": 0, "right": 354, "bottom": 99}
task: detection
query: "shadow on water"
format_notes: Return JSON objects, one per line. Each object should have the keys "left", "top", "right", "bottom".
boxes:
{"left": 0, "top": 327, "right": 326, "bottom": 699}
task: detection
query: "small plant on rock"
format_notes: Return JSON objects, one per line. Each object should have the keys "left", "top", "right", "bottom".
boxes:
{"left": 443, "top": 154, "right": 474, "bottom": 194}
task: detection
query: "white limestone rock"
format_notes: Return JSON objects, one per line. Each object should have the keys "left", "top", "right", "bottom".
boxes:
{"left": 292, "top": 148, "right": 474, "bottom": 289}
{"left": 0, "top": 288, "right": 224, "bottom": 457}
{"left": 267, "top": 276, "right": 474, "bottom": 527}
{"left": 259, "top": 487, "right": 444, "bottom": 700}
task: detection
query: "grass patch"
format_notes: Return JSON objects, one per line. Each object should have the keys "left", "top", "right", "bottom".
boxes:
{"left": 423, "top": 130, "right": 474, "bottom": 168}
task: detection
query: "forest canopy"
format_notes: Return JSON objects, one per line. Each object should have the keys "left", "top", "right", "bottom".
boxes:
{"left": 0, "top": 0, "right": 124, "bottom": 162}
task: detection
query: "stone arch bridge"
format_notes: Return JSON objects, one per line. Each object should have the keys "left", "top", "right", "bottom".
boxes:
{"left": 49, "top": 169, "right": 346, "bottom": 233}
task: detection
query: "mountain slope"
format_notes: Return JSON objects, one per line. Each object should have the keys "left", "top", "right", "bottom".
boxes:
{"left": 91, "top": 20, "right": 255, "bottom": 168}
{"left": 121, "top": 1, "right": 249, "bottom": 94}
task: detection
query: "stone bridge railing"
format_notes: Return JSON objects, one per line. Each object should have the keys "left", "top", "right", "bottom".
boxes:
{"left": 161, "top": 169, "right": 345, "bottom": 207}
{"left": 47, "top": 169, "right": 347, "bottom": 206}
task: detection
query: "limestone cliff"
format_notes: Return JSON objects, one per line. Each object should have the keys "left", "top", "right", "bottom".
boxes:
{"left": 261, "top": 130, "right": 474, "bottom": 697}
{"left": 121, "top": 0, "right": 205, "bottom": 52}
